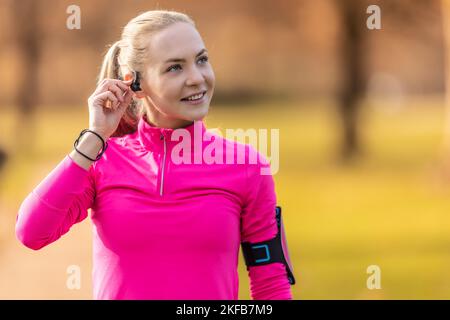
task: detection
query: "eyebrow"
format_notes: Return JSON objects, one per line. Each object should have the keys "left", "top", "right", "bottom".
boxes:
{"left": 163, "top": 49, "right": 208, "bottom": 64}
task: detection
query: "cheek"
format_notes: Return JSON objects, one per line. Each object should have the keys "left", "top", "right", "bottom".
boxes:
{"left": 149, "top": 81, "right": 176, "bottom": 101}
{"left": 158, "top": 78, "right": 180, "bottom": 96}
{"left": 160, "top": 86, "right": 184, "bottom": 109}
{"left": 142, "top": 77, "right": 160, "bottom": 97}
{"left": 206, "top": 68, "right": 215, "bottom": 86}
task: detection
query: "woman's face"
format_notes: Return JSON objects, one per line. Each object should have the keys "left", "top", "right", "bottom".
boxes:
{"left": 134, "top": 22, "right": 215, "bottom": 128}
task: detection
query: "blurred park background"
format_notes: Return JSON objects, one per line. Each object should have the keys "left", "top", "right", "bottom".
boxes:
{"left": 1, "top": 0, "right": 450, "bottom": 299}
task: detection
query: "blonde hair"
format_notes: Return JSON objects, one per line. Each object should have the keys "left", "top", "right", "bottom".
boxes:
{"left": 97, "top": 10, "right": 195, "bottom": 137}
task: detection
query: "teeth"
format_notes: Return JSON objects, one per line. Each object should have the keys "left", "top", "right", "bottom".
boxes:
{"left": 186, "top": 92, "right": 204, "bottom": 101}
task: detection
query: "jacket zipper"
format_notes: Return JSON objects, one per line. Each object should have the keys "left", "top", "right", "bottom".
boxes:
{"left": 160, "top": 133, "right": 167, "bottom": 196}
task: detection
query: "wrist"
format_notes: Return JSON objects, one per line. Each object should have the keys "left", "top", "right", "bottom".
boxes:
{"left": 74, "top": 129, "right": 109, "bottom": 162}
{"left": 88, "top": 127, "right": 110, "bottom": 141}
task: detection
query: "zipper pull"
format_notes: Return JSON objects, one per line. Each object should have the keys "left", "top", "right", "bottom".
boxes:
{"left": 160, "top": 133, "right": 164, "bottom": 140}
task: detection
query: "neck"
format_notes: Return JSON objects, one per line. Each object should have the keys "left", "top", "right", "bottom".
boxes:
{"left": 143, "top": 100, "right": 195, "bottom": 129}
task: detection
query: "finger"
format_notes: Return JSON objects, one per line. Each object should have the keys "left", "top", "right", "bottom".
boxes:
{"left": 96, "top": 79, "right": 128, "bottom": 94}
{"left": 110, "top": 79, "right": 131, "bottom": 91}
{"left": 119, "top": 79, "right": 133, "bottom": 90}
{"left": 95, "top": 79, "right": 112, "bottom": 94}
{"left": 118, "top": 93, "right": 133, "bottom": 113}
{"left": 118, "top": 90, "right": 134, "bottom": 111}
{"left": 107, "top": 91, "right": 121, "bottom": 109}
{"left": 107, "top": 84, "right": 125, "bottom": 103}
{"left": 98, "top": 91, "right": 119, "bottom": 109}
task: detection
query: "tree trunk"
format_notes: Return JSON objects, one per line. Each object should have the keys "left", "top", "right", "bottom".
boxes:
{"left": 336, "top": 0, "right": 366, "bottom": 161}
{"left": 442, "top": 0, "right": 450, "bottom": 154}
{"left": 11, "top": 0, "right": 41, "bottom": 154}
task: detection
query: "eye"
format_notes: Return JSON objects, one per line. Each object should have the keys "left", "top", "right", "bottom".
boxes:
{"left": 166, "top": 56, "right": 209, "bottom": 73}
{"left": 198, "top": 56, "right": 209, "bottom": 64}
{"left": 167, "top": 64, "right": 182, "bottom": 73}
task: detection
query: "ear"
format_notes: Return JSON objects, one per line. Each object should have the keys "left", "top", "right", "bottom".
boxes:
{"left": 123, "top": 73, "right": 134, "bottom": 82}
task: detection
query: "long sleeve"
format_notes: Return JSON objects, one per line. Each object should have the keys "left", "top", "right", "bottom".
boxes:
{"left": 240, "top": 147, "right": 294, "bottom": 300}
{"left": 15, "top": 154, "right": 96, "bottom": 250}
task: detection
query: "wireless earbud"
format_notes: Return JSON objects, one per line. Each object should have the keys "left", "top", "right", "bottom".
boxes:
{"left": 130, "top": 71, "right": 142, "bottom": 92}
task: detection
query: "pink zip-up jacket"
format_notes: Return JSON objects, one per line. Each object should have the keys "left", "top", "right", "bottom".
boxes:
{"left": 15, "top": 114, "right": 294, "bottom": 300}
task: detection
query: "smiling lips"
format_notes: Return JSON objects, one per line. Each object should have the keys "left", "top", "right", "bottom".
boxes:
{"left": 181, "top": 91, "right": 207, "bottom": 101}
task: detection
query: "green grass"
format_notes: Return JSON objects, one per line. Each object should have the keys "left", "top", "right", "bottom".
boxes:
{"left": 2, "top": 99, "right": 450, "bottom": 299}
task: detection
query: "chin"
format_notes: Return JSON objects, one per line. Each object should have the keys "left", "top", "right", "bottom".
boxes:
{"left": 185, "top": 106, "right": 209, "bottom": 121}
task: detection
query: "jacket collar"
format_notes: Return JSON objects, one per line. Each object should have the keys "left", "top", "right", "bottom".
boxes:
{"left": 137, "top": 114, "right": 207, "bottom": 152}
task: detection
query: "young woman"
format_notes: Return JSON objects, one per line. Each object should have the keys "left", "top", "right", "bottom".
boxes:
{"left": 15, "top": 10, "right": 294, "bottom": 300}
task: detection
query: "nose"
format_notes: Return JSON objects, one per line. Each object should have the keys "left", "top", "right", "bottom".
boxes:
{"left": 185, "top": 65, "right": 205, "bottom": 86}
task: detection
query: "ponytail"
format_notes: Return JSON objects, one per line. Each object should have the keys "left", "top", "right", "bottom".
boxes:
{"left": 98, "top": 41, "right": 122, "bottom": 84}
{"left": 97, "top": 41, "right": 143, "bottom": 137}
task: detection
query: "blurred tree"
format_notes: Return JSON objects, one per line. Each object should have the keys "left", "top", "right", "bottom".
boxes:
{"left": 335, "top": 0, "right": 367, "bottom": 161}
{"left": 334, "top": 0, "right": 439, "bottom": 161}
{"left": 11, "top": 0, "right": 42, "bottom": 153}
{"left": 0, "top": 149, "right": 7, "bottom": 171}
{"left": 442, "top": 0, "right": 450, "bottom": 159}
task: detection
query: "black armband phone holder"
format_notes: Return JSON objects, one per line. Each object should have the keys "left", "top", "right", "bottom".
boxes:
{"left": 241, "top": 206, "right": 296, "bottom": 285}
